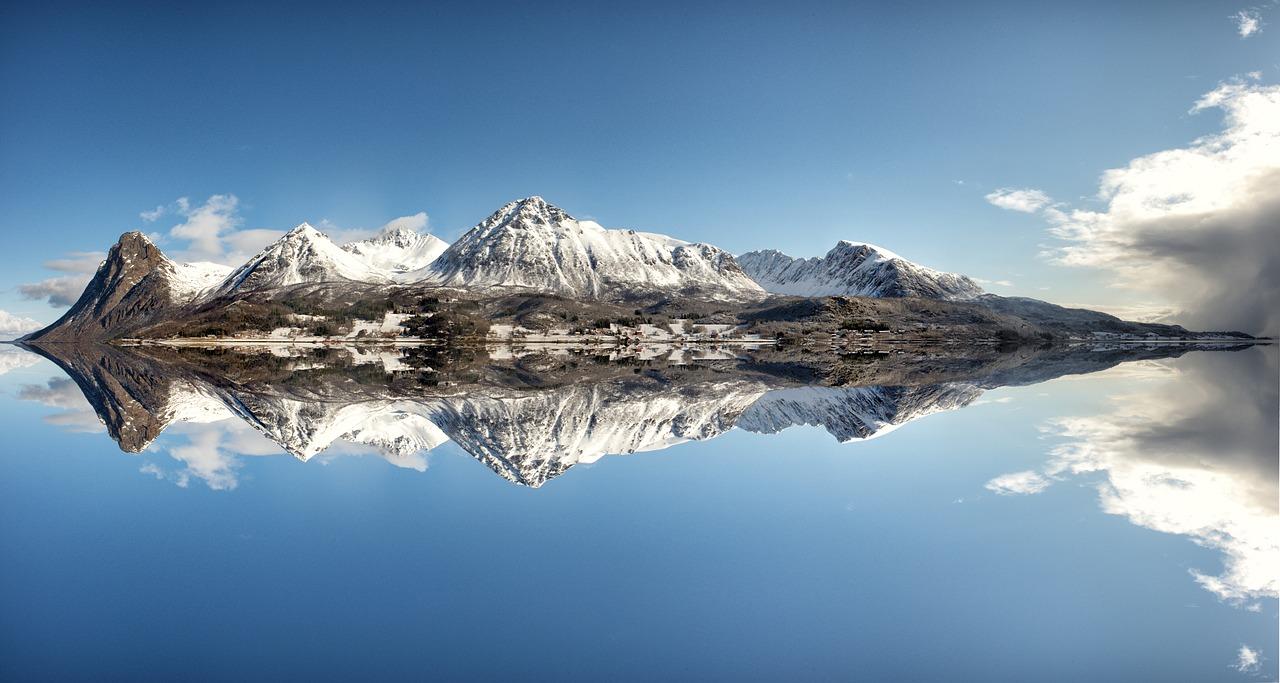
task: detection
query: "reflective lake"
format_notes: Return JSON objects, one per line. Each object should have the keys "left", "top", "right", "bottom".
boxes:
{"left": 0, "top": 341, "right": 1275, "bottom": 681}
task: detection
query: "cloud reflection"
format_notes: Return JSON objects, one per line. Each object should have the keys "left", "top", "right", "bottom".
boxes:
{"left": 987, "top": 348, "right": 1279, "bottom": 603}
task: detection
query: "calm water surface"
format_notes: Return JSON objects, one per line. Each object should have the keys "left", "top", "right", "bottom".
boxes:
{"left": 0, "top": 343, "right": 1275, "bottom": 681}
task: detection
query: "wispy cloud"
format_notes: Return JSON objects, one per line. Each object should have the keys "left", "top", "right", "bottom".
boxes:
{"left": 21, "top": 194, "right": 434, "bottom": 308}
{"left": 139, "top": 204, "right": 167, "bottom": 222}
{"left": 0, "top": 346, "right": 42, "bottom": 374}
{"left": 18, "top": 377, "right": 105, "bottom": 434}
{"left": 0, "top": 310, "right": 44, "bottom": 339}
{"left": 17, "top": 249, "right": 106, "bottom": 307}
{"left": 1232, "top": 9, "right": 1262, "bottom": 38}
{"left": 165, "top": 194, "right": 245, "bottom": 263}
{"left": 42, "top": 250, "right": 106, "bottom": 274}
{"left": 1233, "top": 644, "right": 1261, "bottom": 673}
{"left": 149, "top": 195, "right": 433, "bottom": 265}
{"left": 19, "top": 275, "right": 94, "bottom": 307}
{"left": 985, "top": 187, "right": 1052, "bottom": 213}
{"left": 985, "top": 470, "right": 1052, "bottom": 495}
{"left": 316, "top": 211, "right": 433, "bottom": 245}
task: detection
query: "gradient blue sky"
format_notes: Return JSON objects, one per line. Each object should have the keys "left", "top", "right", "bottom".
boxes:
{"left": 1, "top": 0, "right": 1277, "bottom": 327}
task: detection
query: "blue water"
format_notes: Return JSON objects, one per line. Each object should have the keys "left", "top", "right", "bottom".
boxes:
{"left": 0, "top": 344, "right": 1275, "bottom": 681}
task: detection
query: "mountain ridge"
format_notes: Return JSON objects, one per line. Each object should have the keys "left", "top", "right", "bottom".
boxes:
{"left": 738, "top": 241, "right": 983, "bottom": 300}
{"left": 21, "top": 196, "right": 1250, "bottom": 343}
{"left": 423, "top": 196, "right": 766, "bottom": 301}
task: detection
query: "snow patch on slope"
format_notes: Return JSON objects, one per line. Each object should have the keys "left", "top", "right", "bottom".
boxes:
{"left": 170, "top": 261, "right": 234, "bottom": 302}
{"left": 342, "top": 226, "right": 449, "bottom": 283}
{"left": 215, "top": 223, "right": 388, "bottom": 295}
{"left": 738, "top": 241, "right": 983, "bottom": 300}
{"left": 426, "top": 197, "right": 766, "bottom": 301}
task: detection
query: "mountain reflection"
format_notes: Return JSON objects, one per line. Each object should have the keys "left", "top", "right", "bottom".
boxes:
{"left": 13, "top": 340, "right": 1276, "bottom": 604}
{"left": 18, "top": 340, "right": 1253, "bottom": 489}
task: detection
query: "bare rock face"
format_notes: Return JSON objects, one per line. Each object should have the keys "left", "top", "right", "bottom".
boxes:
{"left": 25, "top": 232, "right": 185, "bottom": 342}
{"left": 21, "top": 342, "right": 181, "bottom": 452}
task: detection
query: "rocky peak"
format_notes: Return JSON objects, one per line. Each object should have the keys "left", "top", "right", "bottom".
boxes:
{"left": 482, "top": 196, "right": 574, "bottom": 231}
{"left": 24, "top": 231, "right": 182, "bottom": 341}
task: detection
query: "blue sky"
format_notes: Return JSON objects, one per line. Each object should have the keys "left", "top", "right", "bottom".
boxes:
{"left": 1, "top": 0, "right": 1277, "bottom": 331}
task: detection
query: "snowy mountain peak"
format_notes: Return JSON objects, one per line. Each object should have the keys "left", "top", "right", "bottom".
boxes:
{"left": 739, "top": 241, "right": 982, "bottom": 300}
{"left": 483, "top": 196, "right": 574, "bottom": 229}
{"left": 424, "top": 198, "right": 766, "bottom": 301}
{"left": 215, "top": 222, "right": 388, "bottom": 295}
{"left": 284, "top": 222, "right": 326, "bottom": 239}
{"left": 342, "top": 224, "right": 449, "bottom": 282}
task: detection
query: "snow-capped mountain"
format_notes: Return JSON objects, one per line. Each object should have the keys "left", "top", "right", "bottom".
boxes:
{"left": 26, "top": 232, "right": 231, "bottom": 341}
{"left": 423, "top": 380, "right": 768, "bottom": 487}
{"left": 738, "top": 384, "right": 982, "bottom": 442}
{"left": 342, "top": 225, "right": 449, "bottom": 282}
{"left": 173, "top": 261, "right": 234, "bottom": 300}
{"left": 214, "top": 223, "right": 389, "bottom": 295}
{"left": 738, "top": 241, "right": 983, "bottom": 300}
{"left": 425, "top": 197, "right": 766, "bottom": 301}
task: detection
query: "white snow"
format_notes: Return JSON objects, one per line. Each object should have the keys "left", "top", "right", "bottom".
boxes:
{"left": 170, "top": 261, "right": 234, "bottom": 302}
{"left": 214, "top": 223, "right": 391, "bottom": 295}
{"left": 342, "top": 226, "right": 449, "bottom": 282}
{"left": 737, "top": 383, "right": 983, "bottom": 442}
{"left": 738, "top": 241, "right": 982, "bottom": 300}
{"left": 424, "top": 197, "right": 766, "bottom": 301}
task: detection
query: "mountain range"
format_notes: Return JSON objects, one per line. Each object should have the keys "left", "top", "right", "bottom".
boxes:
{"left": 738, "top": 241, "right": 982, "bottom": 300}
{"left": 22, "top": 340, "right": 1242, "bottom": 488}
{"left": 22, "top": 195, "right": 1242, "bottom": 342}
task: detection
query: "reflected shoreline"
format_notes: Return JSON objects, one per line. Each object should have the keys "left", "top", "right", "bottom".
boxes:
{"left": 5, "top": 339, "right": 1276, "bottom": 606}
{"left": 12, "top": 339, "right": 1265, "bottom": 488}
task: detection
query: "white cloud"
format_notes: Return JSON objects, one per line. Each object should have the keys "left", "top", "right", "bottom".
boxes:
{"left": 1232, "top": 9, "right": 1262, "bottom": 38}
{"left": 1040, "top": 350, "right": 1279, "bottom": 603}
{"left": 139, "top": 204, "right": 166, "bottom": 222}
{"left": 316, "top": 211, "right": 432, "bottom": 246}
{"left": 973, "top": 277, "right": 1015, "bottom": 288}
{"left": 20, "top": 196, "right": 436, "bottom": 308}
{"left": 18, "top": 377, "right": 105, "bottom": 434}
{"left": 221, "top": 228, "right": 286, "bottom": 265}
{"left": 163, "top": 427, "right": 243, "bottom": 490}
{"left": 42, "top": 250, "right": 106, "bottom": 274}
{"left": 380, "top": 211, "right": 428, "bottom": 233}
{"left": 166, "top": 194, "right": 244, "bottom": 263}
{"left": 985, "top": 470, "right": 1051, "bottom": 495}
{"left": 1034, "top": 78, "right": 1280, "bottom": 335}
{"left": 0, "top": 310, "right": 44, "bottom": 339}
{"left": 150, "top": 195, "right": 433, "bottom": 266}
{"left": 18, "top": 275, "right": 93, "bottom": 307}
{"left": 985, "top": 187, "right": 1053, "bottom": 213}
{"left": 0, "top": 346, "right": 42, "bottom": 374}
{"left": 1233, "top": 644, "right": 1261, "bottom": 672}
{"left": 18, "top": 249, "right": 106, "bottom": 308}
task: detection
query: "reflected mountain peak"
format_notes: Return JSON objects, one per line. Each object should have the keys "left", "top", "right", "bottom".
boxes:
{"left": 17, "top": 339, "right": 1263, "bottom": 489}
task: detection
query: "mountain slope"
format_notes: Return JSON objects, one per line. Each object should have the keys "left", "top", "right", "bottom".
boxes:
{"left": 24, "top": 232, "right": 225, "bottom": 341}
{"left": 342, "top": 226, "right": 449, "bottom": 282}
{"left": 738, "top": 383, "right": 982, "bottom": 442}
{"left": 214, "top": 223, "right": 387, "bottom": 296}
{"left": 425, "top": 197, "right": 766, "bottom": 302}
{"left": 738, "top": 241, "right": 983, "bottom": 300}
